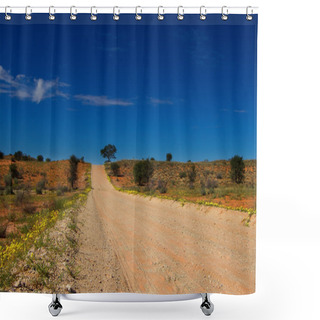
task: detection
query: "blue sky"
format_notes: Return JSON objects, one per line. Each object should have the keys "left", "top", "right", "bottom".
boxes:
{"left": 0, "top": 14, "right": 257, "bottom": 164}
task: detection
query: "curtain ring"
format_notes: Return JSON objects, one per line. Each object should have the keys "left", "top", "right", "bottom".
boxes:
{"left": 90, "top": 6, "right": 97, "bottom": 21}
{"left": 221, "top": 6, "right": 228, "bottom": 21}
{"left": 25, "top": 6, "right": 32, "bottom": 21}
{"left": 113, "top": 6, "right": 120, "bottom": 21}
{"left": 49, "top": 6, "right": 55, "bottom": 21}
{"left": 5, "top": 6, "right": 11, "bottom": 21}
{"left": 200, "top": 6, "right": 207, "bottom": 20}
{"left": 135, "top": 6, "right": 142, "bottom": 21}
{"left": 177, "top": 6, "right": 184, "bottom": 20}
{"left": 246, "top": 6, "right": 253, "bottom": 21}
{"left": 70, "top": 6, "right": 77, "bottom": 20}
{"left": 157, "top": 6, "right": 164, "bottom": 21}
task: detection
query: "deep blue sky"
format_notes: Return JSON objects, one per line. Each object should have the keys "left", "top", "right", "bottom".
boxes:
{"left": 0, "top": 14, "right": 257, "bottom": 164}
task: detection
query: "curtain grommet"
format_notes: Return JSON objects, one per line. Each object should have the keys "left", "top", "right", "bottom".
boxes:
{"left": 90, "top": 6, "right": 97, "bottom": 21}
{"left": 113, "top": 6, "right": 120, "bottom": 21}
{"left": 177, "top": 6, "right": 184, "bottom": 20}
{"left": 70, "top": 6, "right": 77, "bottom": 21}
{"left": 221, "top": 6, "right": 228, "bottom": 21}
{"left": 49, "top": 6, "right": 55, "bottom": 20}
{"left": 135, "top": 6, "right": 142, "bottom": 21}
{"left": 5, "top": 6, "right": 12, "bottom": 21}
{"left": 200, "top": 6, "right": 207, "bottom": 20}
{"left": 157, "top": 6, "right": 164, "bottom": 20}
{"left": 25, "top": 6, "right": 32, "bottom": 21}
{"left": 246, "top": 6, "right": 253, "bottom": 21}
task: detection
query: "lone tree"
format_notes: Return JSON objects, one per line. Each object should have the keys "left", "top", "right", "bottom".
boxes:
{"left": 166, "top": 153, "right": 172, "bottom": 162}
{"left": 100, "top": 144, "right": 117, "bottom": 162}
{"left": 68, "top": 155, "right": 80, "bottom": 189}
{"left": 37, "top": 155, "right": 44, "bottom": 162}
{"left": 133, "top": 159, "right": 154, "bottom": 186}
{"left": 230, "top": 155, "right": 245, "bottom": 184}
{"left": 0, "top": 151, "right": 4, "bottom": 159}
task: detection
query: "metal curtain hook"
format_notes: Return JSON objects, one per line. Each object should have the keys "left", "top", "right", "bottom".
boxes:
{"left": 157, "top": 6, "right": 164, "bottom": 20}
{"left": 177, "top": 6, "right": 184, "bottom": 20}
{"left": 90, "top": 6, "right": 97, "bottom": 21}
{"left": 5, "top": 6, "right": 12, "bottom": 21}
{"left": 221, "top": 6, "right": 228, "bottom": 21}
{"left": 70, "top": 6, "right": 77, "bottom": 20}
{"left": 25, "top": 6, "right": 32, "bottom": 20}
{"left": 246, "top": 6, "right": 253, "bottom": 21}
{"left": 135, "top": 6, "right": 142, "bottom": 20}
{"left": 200, "top": 6, "right": 207, "bottom": 20}
{"left": 49, "top": 6, "right": 55, "bottom": 21}
{"left": 113, "top": 6, "right": 120, "bottom": 21}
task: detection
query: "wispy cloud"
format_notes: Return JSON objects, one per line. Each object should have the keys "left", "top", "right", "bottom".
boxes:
{"left": 0, "top": 65, "right": 68, "bottom": 104}
{"left": 220, "top": 107, "right": 247, "bottom": 114}
{"left": 234, "top": 109, "right": 247, "bottom": 113}
{"left": 74, "top": 95, "right": 133, "bottom": 107}
{"left": 0, "top": 65, "right": 134, "bottom": 107}
{"left": 149, "top": 97, "right": 173, "bottom": 106}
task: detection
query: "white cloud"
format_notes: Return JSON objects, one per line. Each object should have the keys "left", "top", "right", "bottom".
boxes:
{"left": 149, "top": 97, "right": 173, "bottom": 105}
{"left": 0, "top": 65, "right": 132, "bottom": 107}
{"left": 75, "top": 94, "right": 133, "bottom": 106}
{"left": 0, "top": 65, "right": 68, "bottom": 104}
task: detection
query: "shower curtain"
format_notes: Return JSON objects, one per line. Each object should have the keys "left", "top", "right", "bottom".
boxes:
{"left": 0, "top": 11, "right": 257, "bottom": 295}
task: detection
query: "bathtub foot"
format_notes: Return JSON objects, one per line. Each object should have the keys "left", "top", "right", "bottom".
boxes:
{"left": 48, "top": 294, "right": 63, "bottom": 317}
{"left": 200, "top": 293, "right": 214, "bottom": 316}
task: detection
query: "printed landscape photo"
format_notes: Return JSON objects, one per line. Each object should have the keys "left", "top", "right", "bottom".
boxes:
{"left": 0, "top": 18, "right": 256, "bottom": 294}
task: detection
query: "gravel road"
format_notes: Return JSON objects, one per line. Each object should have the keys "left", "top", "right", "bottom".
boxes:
{"left": 75, "top": 165, "right": 255, "bottom": 294}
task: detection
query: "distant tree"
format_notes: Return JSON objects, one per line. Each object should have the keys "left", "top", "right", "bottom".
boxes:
{"left": 230, "top": 155, "right": 245, "bottom": 184}
{"left": 166, "top": 153, "right": 172, "bottom": 162}
{"left": 46, "top": 158, "right": 51, "bottom": 162}
{"left": 37, "top": 155, "right": 44, "bottom": 162}
{"left": 150, "top": 157, "right": 155, "bottom": 161}
{"left": 68, "top": 155, "right": 80, "bottom": 189}
{"left": 111, "top": 162, "right": 120, "bottom": 176}
{"left": 100, "top": 144, "right": 117, "bottom": 162}
{"left": 0, "top": 151, "right": 4, "bottom": 159}
{"left": 187, "top": 160, "right": 192, "bottom": 163}
{"left": 80, "top": 156, "right": 85, "bottom": 163}
{"left": 133, "top": 159, "right": 154, "bottom": 186}
{"left": 14, "top": 151, "right": 23, "bottom": 161}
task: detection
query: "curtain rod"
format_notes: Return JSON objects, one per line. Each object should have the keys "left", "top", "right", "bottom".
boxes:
{"left": 0, "top": 6, "right": 258, "bottom": 15}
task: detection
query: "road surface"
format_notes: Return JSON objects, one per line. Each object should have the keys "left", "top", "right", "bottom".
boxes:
{"left": 75, "top": 165, "right": 255, "bottom": 294}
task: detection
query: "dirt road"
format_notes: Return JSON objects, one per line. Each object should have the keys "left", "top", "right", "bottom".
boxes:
{"left": 75, "top": 165, "right": 255, "bottom": 294}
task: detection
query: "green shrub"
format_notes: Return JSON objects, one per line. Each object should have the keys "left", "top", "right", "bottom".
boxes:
{"left": 188, "top": 164, "right": 196, "bottom": 183}
{"left": 69, "top": 155, "right": 80, "bottom": 189}
{"left": 36, "top": 179, "right": 46, "bottom": 195}
{"left": 133, "top": 159, "right": 153, "bottom": 186}
{"left": 4, "top": 174, "right": 13, "bottom": 194}
{"left": 15, "top": 190, "right": 29, "bottom": 206}
{"left": 111, "top": 162, "right": 120, "bottom": 176}
{"left": 46, "top": 158, "right": 51, "bottom": 162}
{"left": 179, "top": 171, "right": 187, "bottom": 179}
{"left": 216, "top": 172, "right": 223, "bottom": 179}
{"left": 230, "top": 155, "right": 245, "bottom": 184}
{"left": 157, "top": 180, "right": 167, "bottom": 193}
{"left": 166, "top": 153, "right": 172, "bottom": 162}
{"left": 9, "top": 164, "right": 20, "bottom": 179}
